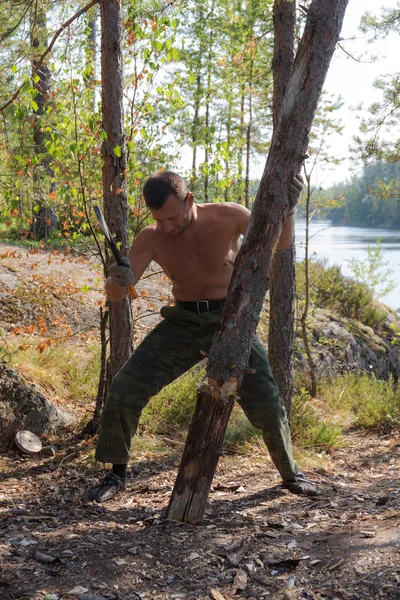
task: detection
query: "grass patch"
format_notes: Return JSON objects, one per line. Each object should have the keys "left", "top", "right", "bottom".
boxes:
{"left": 141, "top": 368, "right": 203, "bottom": 436}
{"left": 319, "top": 372, "right": 400, "bottom": 433}
{"left": 10, "top": 338, "right": 100, "bottom": 405}
{"left": 291, "top": 389, "right": 343, "bottom": 451}
{"left": 225, "top": 408, "right": 260, "bottom": 449}
{"left": 141, "top": 366, "right": 398, "bottom": 454}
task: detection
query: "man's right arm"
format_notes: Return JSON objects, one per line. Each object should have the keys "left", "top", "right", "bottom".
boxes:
{"left": 105, "top": 228, "right": 154, "bottom": 302}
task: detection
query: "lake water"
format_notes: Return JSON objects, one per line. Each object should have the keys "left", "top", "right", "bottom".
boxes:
{"left": 295, "top": 220, "right": 400, "bottom": 312}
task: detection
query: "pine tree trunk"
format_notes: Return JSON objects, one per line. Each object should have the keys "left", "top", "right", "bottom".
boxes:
{"left": 268, "top": 0, "right": 297, "bottom": 417}
{"left": 191, "top": 72, "right": 201, "bottom": 177}
{"left": 224, "top": 101, "right": 232, "bottom": 202}
{"left": 245, "top": 64, "right": 253, "bottom": 209}
{"left": 167, "top": 0, "right": 349, "bottom": 524}
{"left": 30, "top": 6, "right": 57, "bottom": 241}
{"left": 100, "top": 0, "right": 133, "bottom": 379}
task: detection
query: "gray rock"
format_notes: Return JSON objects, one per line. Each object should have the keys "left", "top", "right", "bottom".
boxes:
{"left": 294, "top": 305, "right": 400, "bottom": 381}
{"left": 0, "top": 360, "right": 73, "bottom": 451}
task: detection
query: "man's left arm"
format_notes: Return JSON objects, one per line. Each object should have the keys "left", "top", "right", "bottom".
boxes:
{"left": 277, "top": 174, "right": 303, "bottom": 249}
{"left": 277, "top": 215, "right": 295, "bottom": 250}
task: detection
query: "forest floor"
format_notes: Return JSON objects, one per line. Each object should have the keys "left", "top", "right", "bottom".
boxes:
{"left": 0, "top": 243, "right": 400, "bottom": 600}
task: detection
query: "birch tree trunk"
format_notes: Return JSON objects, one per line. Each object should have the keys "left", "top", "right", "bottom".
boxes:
{"left": 268, "top": 0, "right": 297, "bottom": 417}
{"left": 167, "top": 0, "right": 349, "bottom": 524}
{"left": 100, "top": 0, "right": 133, "bottom": 380}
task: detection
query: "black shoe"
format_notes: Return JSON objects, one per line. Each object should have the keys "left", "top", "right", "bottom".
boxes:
{"left": 89, "top": 472, "right": 126, "bottom": 503}
{"left": 283, "top": 473, "right": 320, "bottom": 497}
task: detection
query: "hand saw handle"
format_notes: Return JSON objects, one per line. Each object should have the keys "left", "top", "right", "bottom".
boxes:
{"left": 94, "top": 206, "right": 138, "bottom": 299}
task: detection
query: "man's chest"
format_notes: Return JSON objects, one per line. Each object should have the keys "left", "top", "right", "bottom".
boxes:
{"left": 154, "top": 228, "right": 239, "bottom": 281}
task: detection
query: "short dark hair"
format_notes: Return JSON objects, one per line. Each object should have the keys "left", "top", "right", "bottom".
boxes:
{"left": 143, "top": 171, "right": 188, "bottom": 210}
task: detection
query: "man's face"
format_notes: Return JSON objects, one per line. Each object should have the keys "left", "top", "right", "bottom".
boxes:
{"left": 151, "top": 193, "right": 193, "bottom": 235}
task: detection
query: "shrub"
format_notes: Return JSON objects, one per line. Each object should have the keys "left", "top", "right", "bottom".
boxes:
{"left": 296, "top": 258, "right": 386, "bottom": 328}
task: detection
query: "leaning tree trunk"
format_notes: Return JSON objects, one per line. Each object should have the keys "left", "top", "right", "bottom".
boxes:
{"left": 100, "top": 0, "right": 133, "bottom": 380}
{"left": 268, "top": 0, "right": 297, "bottom": 418}
{"left": 167, "top": 0, "right": 349, "bottom": 524}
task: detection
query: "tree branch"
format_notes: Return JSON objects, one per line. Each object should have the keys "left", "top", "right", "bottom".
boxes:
{"left": 0, "top": 0, "right": 99, "bottom": 114}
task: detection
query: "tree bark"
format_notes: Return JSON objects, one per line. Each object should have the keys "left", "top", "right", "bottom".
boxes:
{"left": 167, "top": 0, "right": 349, "bottom": 523}
{"left": 191, "top": 72, "right": 201, "bottom": 177}
{"left": 30, "top": 5, "right": 57, "bottom": 241}
{"left": 100, "top": 0, "right": 133, "bottom": 379}
{"left": 245, "top": 63, "right": 253, "bottom": 210}
{"left": 82, "top": 306, "right": 109, "bottom": 435}
{"left": 300, "top": 174, "right": 318, "bottom": 396}
{"left": 269, "top": 0, "right": 297, "bottom": 417}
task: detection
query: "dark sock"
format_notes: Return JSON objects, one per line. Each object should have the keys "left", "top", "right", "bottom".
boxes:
{"left": 112, "top": 464, "right": 127, "bottom": 479}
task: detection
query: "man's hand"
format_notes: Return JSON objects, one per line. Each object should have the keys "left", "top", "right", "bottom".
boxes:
{"left": 288, "top": 174, "right": 304, "bottom": 217}
{"left": 109, "top": 257, "right": 135, "bottom": 288}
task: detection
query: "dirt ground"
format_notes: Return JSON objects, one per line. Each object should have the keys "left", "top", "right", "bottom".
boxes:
{"left": 0, "top": 431, "right": 399, "bottom": 600}
{"left": 0, "top": 243, "right": 400, "bottom": 600}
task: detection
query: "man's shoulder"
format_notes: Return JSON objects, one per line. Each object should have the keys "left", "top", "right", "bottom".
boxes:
{"left": 199, "top": 202, "right": 249, "bottom": 235}
{"left": 200, "top": 202, "right": 250, "bottom": 218}
{"left": 132, "top": 223, "right": 158, "bottom": 247}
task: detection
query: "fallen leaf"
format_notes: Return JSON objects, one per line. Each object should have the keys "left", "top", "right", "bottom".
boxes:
{"left": 186, "top": 552, "right": 200, "bottom": 561}
{"left": 210, "top": 589, "right": 226, "bottom": 600}
{"left": 19, "top": 538, "right": 38, "bottom": 547}
{"left": 112, "top": 557, "right": 127, "bottom": 566}
{"left": 231, "top": 569, "right": 247, "bottom": 595}
{"left": 216, "top": 536, "right": 252, "bottom": 566}
{"left": 67, "top": 586, "right": 89, "bottom": 595}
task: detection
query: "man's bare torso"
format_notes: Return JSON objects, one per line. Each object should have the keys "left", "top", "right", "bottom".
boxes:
{"left": 141, "top": 203, "right": 249, "bottom": 301}
{"left": 106, "top": 195, "right": 292, "bottom": 305}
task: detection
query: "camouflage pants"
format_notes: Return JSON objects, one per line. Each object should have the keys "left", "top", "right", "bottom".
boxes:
{"left": 95, "top": 304, "right": 299, "bottom": 481}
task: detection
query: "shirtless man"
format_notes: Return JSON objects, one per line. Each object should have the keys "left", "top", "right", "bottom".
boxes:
{"left": 89, "top": 171, "right": 319, "bottom": 502}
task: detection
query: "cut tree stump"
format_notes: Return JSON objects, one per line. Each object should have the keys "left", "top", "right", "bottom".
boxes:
{"left": 166, "top": 384, "right": 235, "bottom": 524}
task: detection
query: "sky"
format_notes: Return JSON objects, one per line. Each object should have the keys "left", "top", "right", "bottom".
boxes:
{"left": 319, "top": 0, "right": 399, "bottom": 186}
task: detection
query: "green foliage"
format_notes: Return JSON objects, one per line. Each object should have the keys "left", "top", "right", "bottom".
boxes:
{"left": 356, "top": 7, "right": 400, "bottom": 163}
{"left": 0, "top": 1, "right": 184, "bottom": 246}
{"left": 346, "top": 238, "right": 397, "bottom": 299}
{"left": 291, "top": 389, "right": 343, "bottom": 451}
{"left": 171, "top": 0, "right": 274, "bottom": 205}
{"left": 319, "top": 373, "right": 400, "bottom": 433}
{"left": 296, "top": 258, "right": 386, "bottom": 328}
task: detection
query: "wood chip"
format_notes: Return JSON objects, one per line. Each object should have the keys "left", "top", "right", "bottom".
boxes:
{"left": 231, "top": 569, "right": 248, "bottom": 594}
{"left": 210, "top": 589, "right": 226, "bottom": 600}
